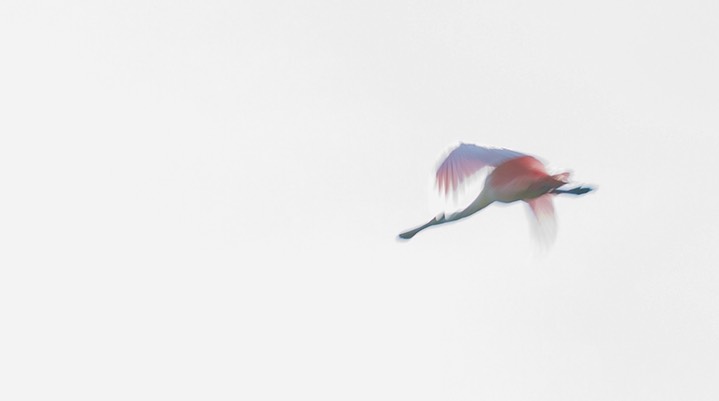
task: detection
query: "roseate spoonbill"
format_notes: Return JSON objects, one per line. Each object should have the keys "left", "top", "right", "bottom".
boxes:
{"left": 398, "top": 143, "right": 593, "bottom": 243}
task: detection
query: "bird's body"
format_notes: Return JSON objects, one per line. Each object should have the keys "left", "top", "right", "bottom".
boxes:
{"left": 398, "top": 143, "right": 592, "bottom": 243}
{"left": 484, "top": 156, "right": 560, "bottom": 202}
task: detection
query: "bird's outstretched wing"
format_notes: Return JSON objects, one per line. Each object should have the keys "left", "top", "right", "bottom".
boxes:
{"left": 527, "top": 194, "right": 557, "bottom": 248}
{"left": 436, "top": 143, "right": 525, "bottom": 195}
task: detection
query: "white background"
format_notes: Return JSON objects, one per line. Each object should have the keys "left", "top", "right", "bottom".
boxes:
{"left": 1, "top": 1, "right": 718, "bottom": 400}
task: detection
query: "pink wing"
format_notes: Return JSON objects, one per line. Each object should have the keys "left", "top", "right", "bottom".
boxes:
{"left": 526, "top": 194, "right": 557, "bottom": 248}
{"left": 436, "top": 143, "right": 525, "bottom": 195}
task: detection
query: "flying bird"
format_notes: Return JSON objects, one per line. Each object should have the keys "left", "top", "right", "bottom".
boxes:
{"left": 398, "top": 143, "right": 593, "bottom": 244}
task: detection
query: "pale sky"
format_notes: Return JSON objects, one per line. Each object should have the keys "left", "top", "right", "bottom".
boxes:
{"left": 1, "top": 1, "right": 718, "bottom": 400}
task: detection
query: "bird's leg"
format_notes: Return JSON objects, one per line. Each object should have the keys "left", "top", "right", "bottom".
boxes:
{"left": 551, "top": 184, "right": 594, "bottom": 195}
